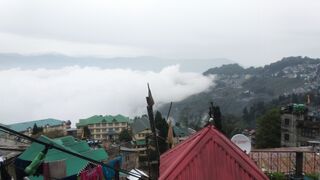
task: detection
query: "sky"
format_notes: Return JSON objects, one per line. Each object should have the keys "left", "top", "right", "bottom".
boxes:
{"left": 0, "top": 0, "right": 319, "bottom": 67}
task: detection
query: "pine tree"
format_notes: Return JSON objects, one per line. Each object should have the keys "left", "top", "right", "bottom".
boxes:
{"left": 32, "top": 123, "right": 39, "bottom": 135}
{"left": 119, "top": 129, "right": 132, "bottom": 142}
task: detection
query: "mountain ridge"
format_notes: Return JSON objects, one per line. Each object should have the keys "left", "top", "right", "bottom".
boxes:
{"left": 0, "top": 53, "right": 235, "bottom": 72}
{"left": 160, "top": 56, "right": 320, "bottom": 128}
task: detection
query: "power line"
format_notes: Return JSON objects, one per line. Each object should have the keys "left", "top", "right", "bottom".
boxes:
{"left": 0, "top": 125, "right": 149, "bottom": 180}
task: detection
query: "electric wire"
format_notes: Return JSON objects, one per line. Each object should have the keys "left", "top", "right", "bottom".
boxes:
{"left": 0, "top": 129, "right": 147, "bottom": 179}
{"left": 0, "top": 125, "right": 150, "bottom": 180}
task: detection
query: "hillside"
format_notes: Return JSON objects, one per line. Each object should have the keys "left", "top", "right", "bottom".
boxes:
{"left": 159, "top": 56, "right": 320, "bottom": 128}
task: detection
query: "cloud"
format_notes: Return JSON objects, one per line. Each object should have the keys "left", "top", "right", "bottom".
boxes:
{"left": 0, "top": 65, "right": 214, "bottom": 126}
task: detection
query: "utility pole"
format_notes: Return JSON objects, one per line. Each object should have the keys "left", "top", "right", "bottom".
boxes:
{"left": 146, "top": 83, "right": 160, "bottom": 179}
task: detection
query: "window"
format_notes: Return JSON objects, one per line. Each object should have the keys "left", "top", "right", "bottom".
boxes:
{"left": 284, "top": 118, "right": 290, "bottom": 126}
{"left": 95, "top": 123, "right": 101, "bottom": 127}
{"left": 284, "top": 134, "right": 289, "bottom": 141}
{"left": 122, "top": 122, "right": 126, "bottom": 126}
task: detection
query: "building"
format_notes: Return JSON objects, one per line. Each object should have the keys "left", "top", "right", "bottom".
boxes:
{"left": 160, "top": 125, "right": 268, "bottom": 180}
{"left": 65, "top": 128, "right": 77, "bottom": 137}
{"left": 7, "top": 118, "right": 71, "bottom": 136}
{"left": 173, "top": 126, "right": 195, "bottom": 143}
{"left": 131, "top": 115, "right": 151, "bottom": 148}
{"left": 281, "top": 104, "right": 320, "bottom": 147}
{"left": 76, "top": 114, "right": 130, "bottom": 141}
{"left": 15, "top": 135, "right": 108, "bottom": 180}
{"left": 130, "top": 116, "right": 152, "bottom": 167}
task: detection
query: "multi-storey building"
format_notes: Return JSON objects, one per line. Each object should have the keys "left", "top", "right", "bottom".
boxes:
{"left": 7, "top": 118, "right": 71, "bottom": 136}
{"left": 281, "top": 104, "right": 320, "bottom": 147}
{"left": 76, "top": 114, "right": 130, "bottom": 141}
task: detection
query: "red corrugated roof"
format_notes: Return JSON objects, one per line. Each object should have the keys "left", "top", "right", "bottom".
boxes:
{"left": 160, "top": 125, "right": 268, "bottom": 180}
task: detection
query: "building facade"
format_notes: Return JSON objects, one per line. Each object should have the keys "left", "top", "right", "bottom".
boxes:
{"left": 76, "top": 114, "right": 130, "bottom": 141}
{"left": 281, "top": 104, "right": 320, "bottom": 147}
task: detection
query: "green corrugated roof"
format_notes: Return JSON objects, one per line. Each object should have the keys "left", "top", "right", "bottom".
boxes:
{"left": 8, "top": 118, "right": 65, "bottom": 132}
{"left": 131, "top": 116, "right": 150, "bottom": 135}
{"left": 18, "top": 135, "right": 108, "bottom": 179}
{"left": 76, "top": 114, "right": 129, "bottom": 127}
{"left": 173, "top": 126, "right": 190, "bottom": 137}
{"left": 135, "top": 139, "right": 146, "bottom": 146}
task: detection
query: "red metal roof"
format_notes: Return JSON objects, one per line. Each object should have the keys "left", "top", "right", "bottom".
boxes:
{"left": 160, "top": 125, "right": 268, "bottom": 180}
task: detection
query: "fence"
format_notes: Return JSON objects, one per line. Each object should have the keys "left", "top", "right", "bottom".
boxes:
{"left": 250, "top": 151, "right": 320, "bottom": 174}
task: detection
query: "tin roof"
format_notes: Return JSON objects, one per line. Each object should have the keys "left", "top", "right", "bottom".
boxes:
{"left": 76, "top": 114, "right": 129, "bottom": 127}
{"left": 131, "top": 115, "right": 150, "bottom": 135}
{"left": 18, "top": 135, "right": 108, "bottom": 179}
{"left": 8, "top": 118, "right": 65, "bottom": 132}
{"left": 160, "top": 125, "right": 268, "bottom": 180}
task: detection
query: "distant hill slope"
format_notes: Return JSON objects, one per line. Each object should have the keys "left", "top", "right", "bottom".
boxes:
{"left": 0, "top": 53, "right": 234, "bottom": 72}
{"left": 159, "top": 56, "right": 320, "bottom": 127}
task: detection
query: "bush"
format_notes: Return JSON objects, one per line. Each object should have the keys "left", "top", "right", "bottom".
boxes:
{"left": 305, "top": 173, "right": 320, "bottom": 180}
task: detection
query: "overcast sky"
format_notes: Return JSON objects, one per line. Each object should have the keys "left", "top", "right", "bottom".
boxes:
{"left": 0, "top": 0, "right": 319, "bottom": 67}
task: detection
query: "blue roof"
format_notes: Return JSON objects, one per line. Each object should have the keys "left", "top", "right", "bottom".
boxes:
{"left": 8, "top": 118, "right": 65, "bottom": 132}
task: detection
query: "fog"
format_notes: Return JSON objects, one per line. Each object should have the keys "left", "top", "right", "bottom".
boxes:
{"left": 0, "top": 65, "right": 214, "bottom": 125}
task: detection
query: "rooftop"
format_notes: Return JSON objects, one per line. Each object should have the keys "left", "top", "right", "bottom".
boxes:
{"left": 76, "top": 114, "right": 129, "bottom": 127}
{"left": 17, "top": 135, "right": 108, "bottom": 179}
{"left": 7, "top": 118, "right": 66, "bottom": 132}
{"left": 173, "top": 126, "right": 191, "bottom": 137}
{"left": 160, "top": 125, "right": 268, "bottom": 180}
{"left": 131, "top": 116, "right": 150, "bottom": 135}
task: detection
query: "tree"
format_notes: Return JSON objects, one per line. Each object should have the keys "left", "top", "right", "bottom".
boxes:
{"left": 222, "top": 114, "right": 245, "bottom": 138}
{"left": 32, "top": 123, "right": 40, "bottom": 135}
{"left": 213, "top": 106, "right": 222, "bottom": 131}
{"left": 155, "top": 111, "right": 168, "bottom": 154}
{"left": 119, "top": 129, "right": 132, "bottom": 142}
{"left": 242, "top": 107, "right": 249, "bottom": 123}
{"left": 255, "top": 108, "right": 281, "bottom": 148}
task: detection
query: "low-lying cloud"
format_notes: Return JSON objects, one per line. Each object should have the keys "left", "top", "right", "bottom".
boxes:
{"left": 0, "top": 65, "right": 214, "bottom": 126}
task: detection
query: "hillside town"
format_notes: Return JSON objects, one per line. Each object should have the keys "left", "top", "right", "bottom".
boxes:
{"left": 1, "top": 58, "right": 320, "bottom": 180}
{"left": 1, "top": 94, "right": 320, "bottom": 179}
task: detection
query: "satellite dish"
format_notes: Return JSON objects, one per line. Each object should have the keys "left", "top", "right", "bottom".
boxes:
{"left": 231, "top": 134, "right": 251, "bottom": 154}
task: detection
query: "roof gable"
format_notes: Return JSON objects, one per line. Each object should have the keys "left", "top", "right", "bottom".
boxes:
{"left": 160, "top": 125, "right": 268, "bottom": 180}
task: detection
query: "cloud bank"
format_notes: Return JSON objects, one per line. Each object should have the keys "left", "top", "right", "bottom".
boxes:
{"left": 0, "top": 66, "right": 214, "bottom": 125}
